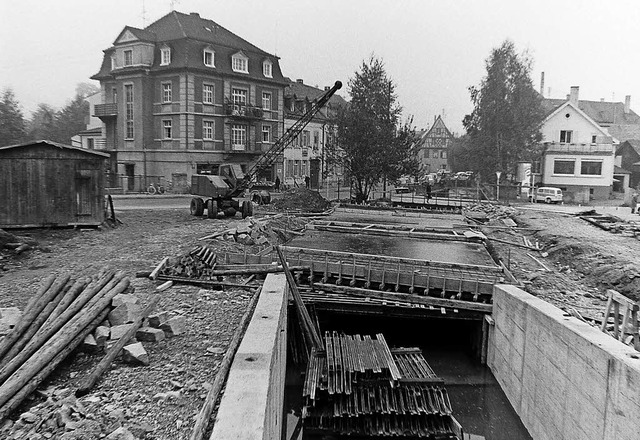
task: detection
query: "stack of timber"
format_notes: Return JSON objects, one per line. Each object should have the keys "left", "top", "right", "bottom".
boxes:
{"left": 303, "top": 332, "right": 462, "bottom": 439}
{"left": 153, "top": 246, "right": 309, "bottom": 289}
{"left": 0, "top": 270, "right": 130, "bottom": 421}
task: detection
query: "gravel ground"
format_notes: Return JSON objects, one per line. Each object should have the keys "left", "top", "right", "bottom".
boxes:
{"left": 0, "top": 209, "right": 255, "bottom": 439}
{"left": 1, "top": 200, "right": 639, "bottom": 438}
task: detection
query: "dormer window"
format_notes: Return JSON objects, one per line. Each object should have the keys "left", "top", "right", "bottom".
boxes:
{"left": 203, "top": 47, "right": 215, "bottom": 67}
{"left": 160, "top": 46, "right": 171, "bottom": 66}
{"left": 263, "top": 60, "right": 272, "bottom": 78}
{"left": 124, "top": 50, "right": 133, "bottom": 66}
{"left": 232, "top": 52, "right": 248, "bottom": 73}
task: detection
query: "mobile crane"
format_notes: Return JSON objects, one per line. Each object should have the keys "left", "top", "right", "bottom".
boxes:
{"left": 189, "top": 80, "right": 342, "bottom": 219}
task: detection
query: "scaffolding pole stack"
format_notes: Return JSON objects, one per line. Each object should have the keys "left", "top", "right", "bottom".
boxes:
{"left": 302, "top": 332, "right": 463, "bottom": 439}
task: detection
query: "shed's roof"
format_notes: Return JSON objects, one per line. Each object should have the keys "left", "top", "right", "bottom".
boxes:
{"left": 0, "top": 140, "right": 110, "bottom": 158}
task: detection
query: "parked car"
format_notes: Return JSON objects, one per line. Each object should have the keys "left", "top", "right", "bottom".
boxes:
{"left": 532, "top": 187, "right": 563, "bottom": 203}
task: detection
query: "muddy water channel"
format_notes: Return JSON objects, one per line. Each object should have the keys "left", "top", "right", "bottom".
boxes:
{"left": 286, "top": 220, "right": 532, "bottom": 440}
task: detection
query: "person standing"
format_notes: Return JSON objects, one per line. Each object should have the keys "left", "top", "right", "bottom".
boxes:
{"left": 305, "top": 175, "right": 310, "bottom": 189}
{"left": 632, "top": 192, "right": 638, "bottom": 214}
{"left": 275, "top": 176, "right": 280, "bottom": 192}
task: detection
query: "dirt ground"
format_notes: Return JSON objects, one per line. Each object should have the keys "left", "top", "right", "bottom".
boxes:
{"left": 1, "top": 199, "right": 639, "bottom": 439}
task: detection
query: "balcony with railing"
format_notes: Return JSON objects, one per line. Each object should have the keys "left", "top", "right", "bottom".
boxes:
{"left": 94, "top": 103, "right": 118, "bottom": 119}
{"left": 223, "top": 102, "right": 264, "bottom": 120}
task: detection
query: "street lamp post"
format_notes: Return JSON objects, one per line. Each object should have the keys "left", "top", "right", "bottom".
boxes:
{"left": 496, "top": 171, "right": 502, "bottom": 202}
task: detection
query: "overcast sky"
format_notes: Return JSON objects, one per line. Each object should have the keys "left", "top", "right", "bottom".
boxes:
{"left": 1, "top": 0, "right": 639, "bottom": 134}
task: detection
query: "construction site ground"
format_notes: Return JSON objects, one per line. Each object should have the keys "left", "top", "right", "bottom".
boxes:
{"left": 1, "top": 194, "right": 639, "bottom": 439}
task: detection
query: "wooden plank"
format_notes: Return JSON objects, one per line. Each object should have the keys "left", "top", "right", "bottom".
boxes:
{"left": 311, "top": 283, "right": 493, "bottom": 313}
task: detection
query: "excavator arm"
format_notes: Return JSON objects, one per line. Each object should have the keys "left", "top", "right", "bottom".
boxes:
{"left": 235, "top": 80, "right": 343, "bottom": 195}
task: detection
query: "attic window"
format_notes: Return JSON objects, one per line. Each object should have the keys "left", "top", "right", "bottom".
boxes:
{"left": 232, "top": 53, "right": 248, "bottom": 73}
{"left": 263, "top": 60, "right": 273, "bottom": 78}
{"left": 203, "top": 48, "right": 215, "bottom": 68}
{"left": 160, "top": 46, "right": 171, "bottom": 66}
{"left": 565, "top": 113, "right": 571, "bottom": 118}
{"left": 124, "top": 50, "right": 133, "bottom": 66}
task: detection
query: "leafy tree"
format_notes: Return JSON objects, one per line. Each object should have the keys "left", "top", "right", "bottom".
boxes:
{"left": 463, "top": 40, "right": 545, "bottom": 181}
{"left": 50, "top": 94, "right": 89, "bottom": 144}
{"left": 27, "top": 103, "right": 57, "bottom": 141}
{"left": 75, "top": 82, "right": 100, "bottom": 99}
{"left": 448, "top": 134, "right": 475, "bottom": 172}
{"left": 332, "top": 56, "right": 418, "bottom": 202}
{"left": 0, "top": 88, "right": 27, "bottom": 147}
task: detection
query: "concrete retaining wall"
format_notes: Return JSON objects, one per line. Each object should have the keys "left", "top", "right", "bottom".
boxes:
{"left": 210, "top": 273, "right": 288, "bottom": 440}
{"left": 489, "top": 284, "right": 640, "bottom": 440}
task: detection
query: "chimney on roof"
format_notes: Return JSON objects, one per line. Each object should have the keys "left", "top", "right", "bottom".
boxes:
{"left": 190, "top": 12, "right": 200, "bottom": 17}
{"left": 324, "top": 86, "right": 330, "bottom": 91}
{"left": 569, "top": 86, "right": 579, "bottom": 105}
{"left": 625, "top": 95, "right": 631, "bottom": 114}
{"left": 540, "top": 72, "right": 545, "bottom": 97}
{"left": 296, "top": 79, "right": 303, "bottom": 84}
{"left": 600, "top": 98, "right": 605, "bottom": 102}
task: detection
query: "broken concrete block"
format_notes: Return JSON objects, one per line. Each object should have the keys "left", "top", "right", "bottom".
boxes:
{"left": 135, "top": 327, "right": 165, "bottom": 343}
{"left": 109, "top": 324, "right": 134, "bottom": 341}
{"left": 82, "top": 334, "right": 99, "bottom": 353}
{"left": 108, "top": 302, "right": 141, "bottom": 326}
{"left": 160, "top": 316, "right": 186, "bottom": 337}
{"left": 237, "top": 234, "right": 255, "bottom": 245}
{"left": 122, "top": 342, "right": 149, "bottom": 366}
{"left": 94, "top": 326, "right": 110, "bottom": 347}
{"left": 112, "top": 294, "right": 140, "bottom": 308}
{"left": 148, "top": 311, "right": 169, "bottom": 328}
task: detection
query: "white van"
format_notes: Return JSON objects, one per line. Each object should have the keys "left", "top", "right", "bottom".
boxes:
{"left": 533, "top": 187, "right": 563, "bottom": 203}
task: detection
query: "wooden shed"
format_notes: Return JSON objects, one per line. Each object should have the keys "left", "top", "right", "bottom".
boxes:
{"left": 0, "top": 140, "right": 109, "bottom": 228}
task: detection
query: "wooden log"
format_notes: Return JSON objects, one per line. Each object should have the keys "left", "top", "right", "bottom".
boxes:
{"left": 0, "top": 279, "right": 72, "bottom": 369}
{"left": 311, "top": 283, "right": 493, "bottom": 313}
{"left": 0, "top": 306, "right": 110, "bottom": 421}
{"left": 75, "top": 295, "right": 160, "bottom": 396}
{"left": 0, "top": 274, "right": 59, "bottom": 360}
{"left": 43, "top": 278, "right": 88, "bottom": 327}
{"left": 189, "top": 287, "right": 261, "bottom": 440}
{"left": 275, "top": 246, "right": 322, "bottom": 350}
{"left": 156, "top": 281, "right": 173, "bottom": 292}
{"left": 0, "top": 278, "right": 130, "bottom": 409}
{"left": 136, "top": 270, "right": 152, "bottom": 278}
{"left": 0, "top": 307, "right": 110, "bottom": 421}
{"left": 149, "top": 257, "right": 169, "bottom": 280}
{"left": 0, "top": 271, "right": 118, "bottom": 385}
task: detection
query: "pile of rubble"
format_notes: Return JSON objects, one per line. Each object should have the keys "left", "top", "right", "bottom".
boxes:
{"left": 463, "top": 202, "right": 520, "bottom": 226}
{"left": 270, "top": 188, "right": 332, "bottom": 213}
{"left": 199, "top": 214, "right": 308, "bottom": 254}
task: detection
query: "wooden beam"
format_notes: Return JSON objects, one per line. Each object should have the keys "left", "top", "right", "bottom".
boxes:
{"left": 311, "top": 283, "right": 493, "bottom": 313}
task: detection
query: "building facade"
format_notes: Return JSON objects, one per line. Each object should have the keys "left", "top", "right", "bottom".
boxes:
{"left": 416, "top": 116, "right": 452, "bottom": 175}
{"left": 91, "top": 11, "right": 287, "bottom": 192}
{"left": 282, "top": 79, "right": 346, "bottom": 189}
{"left": 539, "top": 88, "right": 615, "bottom": 202}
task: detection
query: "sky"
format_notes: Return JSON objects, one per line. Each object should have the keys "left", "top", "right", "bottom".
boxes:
{"left": 1, "top": 0, "right": 640, "bottom": 134}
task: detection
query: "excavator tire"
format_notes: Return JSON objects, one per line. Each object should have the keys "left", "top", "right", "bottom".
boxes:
{"left": 241, "top": 201, "right": 253, "bottom": 219}
{"left": 206, "top": 199, "right": 218, "bottom": 218}
{"left": 190, "top": 198, "right": 205, "bottom": 216}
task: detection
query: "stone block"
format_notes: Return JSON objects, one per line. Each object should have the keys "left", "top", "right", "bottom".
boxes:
{"left": 94, "top": 326, "right": 110, "bottom": 347}
{"left": 148, "top": 311, "right": 169, "bottom": 328}
{"left": 160, "top": 316, "right": 186, "bottom": 337}
{"left": 122, "top": 342, "right": 149, "bottom": 366}
{"left": 0, "top": 307, "right": 21, "bottom": 326}
{"left": 110, "top": 324, "right": 134, "bottom": 341}
{"left": 105, "top": 426, "right": 137, "bottom": 440}
{"left": 136, "top": 327, "right": 165, "bottom": 343}
{"left": 112, "top": 293, "right": 140, "bottom": 308}
{"left": 82, "top": 334, "right": 99, "bottom": 353}
{"left": 108, "top": 302, "right": 141, "bottom": 326}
